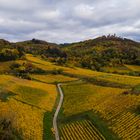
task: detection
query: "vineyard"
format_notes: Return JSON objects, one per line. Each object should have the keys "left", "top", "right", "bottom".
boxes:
{"left": 111, "top": 112, "right": 140, "bottom": 139}
{"left": 61, "top": 82, "right": 140, "bottom": 140}
{"left": 61, "top": 82, "right": 126, "bottom": 116}
{"left": 102, "top": 64, "right": 140, "bottom": 74}
{"left": 0, "top": 74, "right": 58, "bottom": 139}
{"left": 31, "top": 74, "right": 77, "bottom": 84}
{"left": 60, "top": 120, "right": 105, "bottom": 140}
{"left": 26, "top": 54, "right": 71, "bottom": 71}
{"left": 26, "top": 54, "right": 140, "bottom": 87}
{"left": 125, "top": 65, "right": 140, "bottom": 72}
{"left": 0, "top": 98, "right": 43, "bottom": 140}
{"left": 101, "top": 65, "right": 131, "bottom": 74}
{"left": 0, "top": 54, "right": 140, "bottom": 140}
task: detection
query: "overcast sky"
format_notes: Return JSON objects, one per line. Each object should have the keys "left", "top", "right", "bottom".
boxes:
{"left": 0, "top": 0, "right": 140, "bottom": 43}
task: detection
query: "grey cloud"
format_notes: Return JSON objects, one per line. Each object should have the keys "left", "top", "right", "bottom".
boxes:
{"left": 0, "top": 0, "right": 140, "bottom": 43}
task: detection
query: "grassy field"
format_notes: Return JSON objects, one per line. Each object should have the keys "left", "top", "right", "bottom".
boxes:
{"left": 102, "top": 65, "right": 131, "bottom": 74}
{"left": 0, "top": 74, "right": 57, "bottom": 140}
{"left": 26, "top": 54, "right": 70, "bottom": 71}
{"left": 60, "top": 81, "right": 140, "bottom": 140}
{"left": 26, "top": 54, "right": 140, "bottom": 87}
{"left": 0, "top": 59, "right": 26, "bottom": 74}
{"left": 31, "top": 74, "right": 78, "bottom": 84}
{"left": 125, "top": 64, "right": 140, "bottom": 72}
{"left": 0, "top": 61, "right": 13, "bottom": 73}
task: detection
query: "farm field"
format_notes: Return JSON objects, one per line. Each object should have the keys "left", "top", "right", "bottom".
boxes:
{"left": 0, "top": 74, "right": 57, "bottom": 139}
{"left": 102, "top": 65, "right": 131, "bottom": 74}
{"left": 60, "top": 81, "right": 140, "bottom": 140}
{"left": 0, "top": 59, "right": 27, "bottom": 74}
{"left": 31, "top": 74, "right": 78, "bottom": 84}
{"left": 0, "top": 61, "right": 14, "bottom": 73}
{"left": 26, "top": 54, "right": 140, "bottom": 87}
{"left": 26, "top": 54, "right": 71, "bottom": 71}
{"left": 1, "top": 54, "right": 140, "bottom": 140}
{"left": 125, "top": 65, "right": 140, "bottom": 72}
{"left": 61, "top": 81, "right": 127, "bottom": 116}
{"left": 102, "top": 64, "right": 140, "bottom": 74}
{"left": 60, "top": 120, "right": 105, "bottom": 140}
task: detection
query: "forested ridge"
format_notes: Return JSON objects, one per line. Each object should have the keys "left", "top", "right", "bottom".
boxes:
{"left": 61, "top": 35, "right": 140, "bottom": 70}
{"left": 0, "top": 35, "right": 140, "bottom": 72}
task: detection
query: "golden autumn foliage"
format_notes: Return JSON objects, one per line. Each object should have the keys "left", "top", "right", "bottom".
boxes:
{"left": 125, "top": 64, "right": 140, "bottom": 72}
{"left": 61, "top": 82, "right": 140, "bottom": 140}
{"left": 0, "top": 74, "right": 58, "bottom": 139}
{"left": 26, "top": 54, "right": 140, "bottom": 87}
{"left": 31, "top": 74, "right": 77, "bottom": 84}
{"left": 60, "top": 120, "right": 105, "bottom": 140}
{"left": 0, "top": 98, "right": 43, "bottom": 140}
{"left": 1, "top": 54, "right": 140, "bottom": 140}
{"left": 62, "top": 82, "right": 126, "bottom": 116}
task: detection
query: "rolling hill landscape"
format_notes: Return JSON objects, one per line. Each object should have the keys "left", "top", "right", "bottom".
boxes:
{"left": 0, "top": 35, "right": 140, "bottom": 140}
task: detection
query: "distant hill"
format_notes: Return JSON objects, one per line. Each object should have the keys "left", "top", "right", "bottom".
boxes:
{"left": 61, "top": 35, "right": 140, "bottom": 70}
{"left": 0, "top": 39, "right": 11, "bottom": 49}
{"left": 0, "top": 38, "right": 66, "bottom": 62}
{"left": 15, "top": 38, "right": 66, "bottom": 58}
{"left": 0, "top": 36, "right": 140, "bottom": 72}
{"left": 17, "top": 38, "right": 58, "bottom": 46}
{"left": 0, "top": 39, "right": 10, "bottom": 45}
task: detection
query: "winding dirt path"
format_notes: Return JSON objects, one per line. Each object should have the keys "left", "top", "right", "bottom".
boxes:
{"left": 53, "top": 83, "right": 64, "bottom": 140}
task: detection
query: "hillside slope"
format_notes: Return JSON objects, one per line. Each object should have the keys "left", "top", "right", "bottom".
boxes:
{"left": 15, "top": 38, "right": 67, "bottom": 58}
{"left": 62, "top": 35, "right": 140, "bottom": 71}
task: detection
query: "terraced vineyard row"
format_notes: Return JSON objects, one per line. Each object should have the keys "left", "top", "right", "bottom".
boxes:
{"left": 92, "top": 92, "right": 140, "bottom": 140}
{"left": 61, "top": 82, "right": 140, "bottom": 140}
{"left": 93, "top": 94, "right": 139, "bottom": 121}
{"left": 111, "top": 112, "right": 140, "bottom": 140}
{"left": 60, "top": 120, "right": 105, "bottom": 140}
{"left": 26, "top": 54, "right": 140, "bottom": 87}
{"left": 62, "top": 83, "right": 126, "bottom": 116}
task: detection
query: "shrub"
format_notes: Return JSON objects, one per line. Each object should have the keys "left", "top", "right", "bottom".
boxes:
{"left": 131, "top": 85, "right": 140, "bottom": 95}
{"left": 0, "top": 119, "right": 20, "bottom": 140}
{"left": 50, "top": 68, "right": 63, "bottom": 75}
{"left": 136, "top": 105, "right": 140, "bottom": 114}
{"left": 0, "top": 48, "right": 20, "bottom": 61}
{"left": 10, "top": 62, "right": 21, "bottom": 69}
{"left": 122, "top": 91, "right": 130, "bottom": 95}
{"left": 11, "top": 62, "right": 45, "bottom": 76}
{"left": 19, "top": 73, "right": 31, "bottom": 80}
